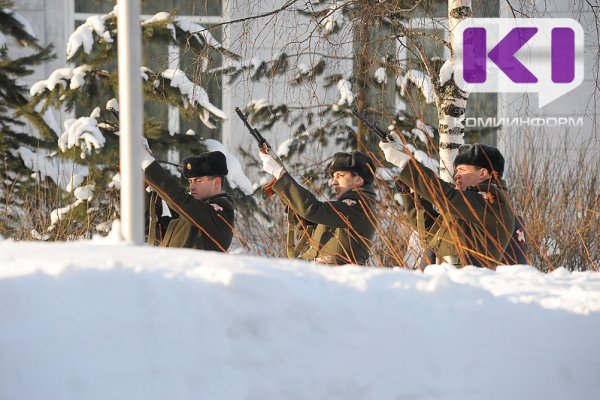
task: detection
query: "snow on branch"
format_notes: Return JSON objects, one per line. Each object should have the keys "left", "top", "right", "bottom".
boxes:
{"left": 320, "top": 2, "right": 345, "bottom": 36}
{"left": 291, "top": 59, "right": 326, "bottom": 85}
{"left": 106, "top": 98, "right": 119, "bottom": 113}
{"left": 141, "top": 12, "right": 221, "bottom": 48}
{"left": 174, "top": 17, "right": 221, "bottom": 48}
{"left": 66, "top": 174, "right": 86, "bottom": 192}
{"left": 336, "top": 79, "right": 354, "bottom": 107}
{"left": 439, "top": 59, "right": 453, "bottom": 87}
{"left": 30, "top": 65, "right": 93, "bottom": 96}
{"left": 14, "top": 146, "right": 89, "bottom": 190}
{"left": 141, "top": 12, "right": 175, "bottom": 40}
{"left": 58, "top": 108, "right": 106, "bottom": 159}
{"left": 247, "top": 99, "right": 271, "bottom": 113}
{"left": 374, "top": 67, "right": 387, "bottom": 84}
{"left": 141, "top": 12, "right": 171, "bottom": 26}
{"left": 66, "top": 12, "right": 114, "bottom": 60}
{"left": 243, "top": 99, "right": 287, "bottom": 130}
{"left": 160, "top": 68, "right": 226, "bottom": 128}
{"left": 208, "top": 57, "right": 262, "bottom": 76}
{"left": 73, "top": 185, "right": 95, "bottom": 201}
{"left": 412, "top": 119, "right": 435, "bottom": 144}
{"left": 397, "top": 70, "right": 435, "bottom": 104}
{"left": 48, "top": 198, "right": 86, "bottom": 231}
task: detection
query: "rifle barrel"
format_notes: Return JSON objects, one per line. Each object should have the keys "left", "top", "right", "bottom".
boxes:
{"left": 235, "top": 107, "right": 271, "bottom": 150}
{"left": 234, "top": 107, "right": 278, "bottom": 198}
{"left": 350, "top": 106, "right": 391, "bottom": 142}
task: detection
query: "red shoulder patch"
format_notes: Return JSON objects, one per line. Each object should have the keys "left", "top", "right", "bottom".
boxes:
{"left": 210, "top": 203, "right": 224, "bottom": 212}
{"left": 477, "top": 191, "right": 495, "bottom": 204}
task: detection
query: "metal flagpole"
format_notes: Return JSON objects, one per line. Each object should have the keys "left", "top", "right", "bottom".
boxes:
{"left": 117, "top": 0, "right": 144, "bottom": 244}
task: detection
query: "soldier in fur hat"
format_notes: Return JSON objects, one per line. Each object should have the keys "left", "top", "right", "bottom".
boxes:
{"left": 260, "top": 150, "right": 378, "bottom": 265}
{"left": 140, "top": 144, "right": 235, "bottom": 252}
{"left": 380, "top": 141, "right": 516, "bottom": 268}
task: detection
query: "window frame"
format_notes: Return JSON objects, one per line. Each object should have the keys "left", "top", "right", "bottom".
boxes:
{"left": 70, "top": 1, "right": 228, "bottom": 140}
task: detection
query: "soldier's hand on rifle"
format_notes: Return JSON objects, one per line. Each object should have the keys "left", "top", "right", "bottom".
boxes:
{"left": 259, "top": 152, "right": 285, "bottom": 178}
{"left": 141, "top": 137, "right": 155, "bottom": 170}
{"left": 379, "top": 141, "right": 410, "bottom": 169}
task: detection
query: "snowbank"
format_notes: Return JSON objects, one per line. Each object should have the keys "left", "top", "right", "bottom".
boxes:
{"left": 0, "top": 241, "right": 599, "bottom": 400}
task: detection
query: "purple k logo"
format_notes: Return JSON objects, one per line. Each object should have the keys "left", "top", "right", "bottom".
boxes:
{"left": 454, "top": 19, "right": 584, "bottom": 107}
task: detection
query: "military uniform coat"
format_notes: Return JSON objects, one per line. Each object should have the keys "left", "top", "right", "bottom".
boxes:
{"left": 272, "top": 172, "right": 377, "bottom": 265}
{"left": 502, "top": 215, "right": 528, "bottom": 265}
{"left": 398, "top": 159, "right": 515, "bottom": 268}
{"left": 144, "top": 161, "right": 234, "bottom": 251}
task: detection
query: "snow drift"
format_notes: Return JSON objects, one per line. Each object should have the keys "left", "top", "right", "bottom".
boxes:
{"left": 1, "top": 240, "right": 599, "bottom": 400}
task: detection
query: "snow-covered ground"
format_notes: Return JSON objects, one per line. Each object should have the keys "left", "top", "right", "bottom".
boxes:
{"left": 1, "top": 239, "right": 599, "bottom": 400}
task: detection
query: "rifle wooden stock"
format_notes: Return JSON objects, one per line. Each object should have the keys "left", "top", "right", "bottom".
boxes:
{"left": 262, "top": 177, "right": 277, "bottom": 199}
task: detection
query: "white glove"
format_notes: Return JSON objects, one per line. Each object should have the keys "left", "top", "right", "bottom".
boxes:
{"left": 379, "top": 141, "right": 410, "bottom": 170}
{"left": 141, "top": 137, "right": 155, "bottom": 170}
{"left": 260, "top": 152, "right": 284, "bottom": 178}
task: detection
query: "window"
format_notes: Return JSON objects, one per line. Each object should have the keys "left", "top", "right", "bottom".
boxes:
{"left": 73, "top": 0, "right": 224, "bottom": 142}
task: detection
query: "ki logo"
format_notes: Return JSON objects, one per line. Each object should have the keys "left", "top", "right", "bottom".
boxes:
{"left": 453, "top": 19, "right": 584, "bottom": 107}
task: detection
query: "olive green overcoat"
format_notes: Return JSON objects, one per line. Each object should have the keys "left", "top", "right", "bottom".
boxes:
{"left": 398, "top": 159, "right": 515, "bottom": 268}
{"left": 144, "top": 161, "right": 234, "bottom": 252}
{"left": 272, "top": 172, "right": 377, "bottom": 265}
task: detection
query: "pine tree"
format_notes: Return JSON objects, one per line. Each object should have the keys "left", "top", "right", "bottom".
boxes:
{"left": 0, "top": 1, "right": 55, "bottom": 236}
{"left": 227, "top": 0, "right": 443, "bottom": 191}
{"left": 25, "top": 8, "right": 242, "bottom": 237}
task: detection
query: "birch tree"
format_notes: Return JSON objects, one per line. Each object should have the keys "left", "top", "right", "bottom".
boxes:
{"left": 438, "top": 0, "right": 471, "bottom": 182}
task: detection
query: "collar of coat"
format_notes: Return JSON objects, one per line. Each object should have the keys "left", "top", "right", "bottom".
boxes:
{"left": 203, "top": 192, "right": 234, "bottom": 204}
{"left": 339, "top": 183, "right": 376, "bottom": 201}
{"left": 466, "top": 178, "right": 508, "bottom": 192}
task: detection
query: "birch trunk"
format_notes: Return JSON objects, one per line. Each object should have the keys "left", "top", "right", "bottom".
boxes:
{"left": 438, "top": 0, "right": 472, "bottom": 182}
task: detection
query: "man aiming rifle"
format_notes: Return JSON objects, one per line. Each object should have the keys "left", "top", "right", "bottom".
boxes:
{"left": 130, "top": 107, "right": 235, "bottom": 251}
{"left": 236, "top": 107, "right": 379, "bottom": 265}
{"left": 378, "top": 130, "right": 516, "bottom": 268}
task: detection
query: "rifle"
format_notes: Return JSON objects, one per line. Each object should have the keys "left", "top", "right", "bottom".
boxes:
{"left": 350, "top": 106, "right": 411, "bottom": 193}
{"left": 350, "top": 106, "right": 395, "bottom": 143}
{"left": 235, "top": 107, "right": 281, "bottom": 198}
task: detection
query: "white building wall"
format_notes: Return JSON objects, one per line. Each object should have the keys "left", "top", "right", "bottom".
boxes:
{"left": 9, "top": 0, "right": 70, "bottom": 86}
{"left": 9, "top": 0, "right": 71, "bottom": 135}
{"left": 10, "top": 1, "right": 598, "bottom": 172}
{"left": 10, "top": 0, "right": 355, "bottom": 173}
{"left": 224, "top": 0, "right": 355, "bottom": 167}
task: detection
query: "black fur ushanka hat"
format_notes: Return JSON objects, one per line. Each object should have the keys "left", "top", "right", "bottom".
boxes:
{"left": 182, "top": 151, "right": 228, "bottom": 178}
{"left": 454, "top": 144, "right": 505, "bottom": 178}
{"left": 328, "top": 151, "right": 375, "bottom": 184}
